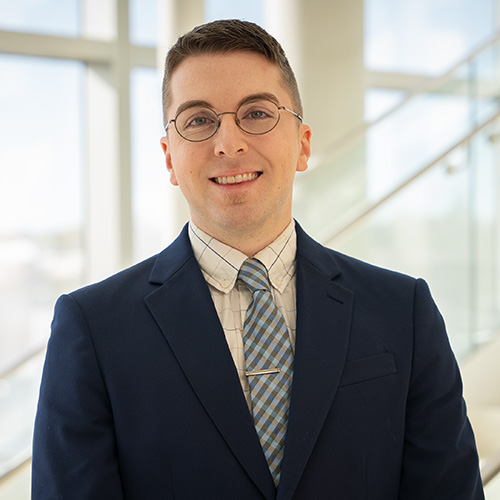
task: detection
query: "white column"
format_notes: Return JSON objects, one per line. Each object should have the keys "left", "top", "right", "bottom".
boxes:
{"left": 83, "top": 0, "right": 134, "bottom": 282}
{"left": 85, "top": 63, "right": 123, "bottom": 282}
{"left": 264, "top": 0, "right": 365, "bottom": 153}
{"left": 157, "top": 0, "right": 205, "bottom": 239}
{"left": 115, "top": 0, "right": 133, "bottom": 268}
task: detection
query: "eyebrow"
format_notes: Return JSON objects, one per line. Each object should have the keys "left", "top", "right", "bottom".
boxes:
{"left": 174, "top": 92, "right": 281, "bottom": 117}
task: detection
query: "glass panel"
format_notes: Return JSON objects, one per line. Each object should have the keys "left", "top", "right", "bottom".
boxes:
{"left": 334, "top": 153, "right": 472, "bottom": 358}
{"left": 0, "top": 55, "right": 84, "bottom": 373}
{"left": 130, "top": 67, "right": 172, "bottom": 261}
{"left": 0, "top": 353, "right": 45, "bottom": 478}
{"left": 129, "top": 0, "right": 158, "bottom": 46}
{"left": 0, "top": 0, "right": 80, "bottom": 37}
{"left": 204, "top": 0, "right": 264, "bottom": 25}
{"left": 0, "top": 54, "right": 84, "bottom": 479}
{"left": 294, "top": 36, "right": 500, "bottom": 245}
{"left": 470, "top": 128, "right": 500, "bottom": 344}
{"left": 294, "top": 36, "right": 500, "bottom": 358}
{"left": 365, "top": 0, "right": 496, "bottom": 75}
{"left": 329, "top": 121, "right": 500, "bottom": 359}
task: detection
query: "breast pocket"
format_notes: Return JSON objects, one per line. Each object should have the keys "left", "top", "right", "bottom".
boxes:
{"left": 338, "top": 352, "right": 397, "bottom": 388}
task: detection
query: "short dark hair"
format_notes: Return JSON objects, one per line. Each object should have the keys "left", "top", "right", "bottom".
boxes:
{"left": 162, "top": 19, "right": 303, "bottom": 126}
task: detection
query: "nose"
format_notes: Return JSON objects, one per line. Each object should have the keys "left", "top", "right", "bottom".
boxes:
{"left": 213, "top": 112, "right": 248, "bottom": 158}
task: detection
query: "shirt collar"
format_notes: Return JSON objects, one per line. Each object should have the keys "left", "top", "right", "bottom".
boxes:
{"left": 189, "top": 221, "right": 297, "bottom": 294}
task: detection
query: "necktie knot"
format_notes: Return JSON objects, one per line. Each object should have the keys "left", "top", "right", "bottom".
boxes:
{"left": 239, "top": 258, "right": 271, "bottom": 293}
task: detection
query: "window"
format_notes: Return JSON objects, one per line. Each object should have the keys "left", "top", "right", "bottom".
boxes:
{"left": 0, "top": 0, "right": 80, "bottom": 37}
{"left": 204, "top": 0, "right": 264, "bottom": 24}
{"left": 365, "top": 0, "right": 496, "bottom": 75}
{"left": 131, "top": 66, "right": 171, "bottom": 261}
{"left": 0, "top": 55, "right": 84, "bottom": 373}
{"left": 130, "top": 0, "right": 158, "bottom": 46}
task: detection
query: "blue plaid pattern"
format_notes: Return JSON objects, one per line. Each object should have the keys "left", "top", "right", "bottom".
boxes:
{"left": 239, "top": 258, "right": 294, "bottom": 486}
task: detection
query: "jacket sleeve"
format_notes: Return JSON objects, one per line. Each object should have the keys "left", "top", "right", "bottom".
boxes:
{"left": 398, "top": 278, "right": 484, "bottom": 499}
{"left": 32, "top": 294, "right": 124, "bottom": 500}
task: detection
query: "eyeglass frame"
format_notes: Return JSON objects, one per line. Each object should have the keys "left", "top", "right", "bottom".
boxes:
{"left": 164, "top": 98, "right": 303, "bottom": 143}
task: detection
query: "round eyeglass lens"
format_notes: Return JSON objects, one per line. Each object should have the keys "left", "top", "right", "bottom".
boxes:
{"left": 175, "top": 107, "right": 219, "bottom": 142}
{"left": 236, "top": 99, "right": 280, "bottom": 135}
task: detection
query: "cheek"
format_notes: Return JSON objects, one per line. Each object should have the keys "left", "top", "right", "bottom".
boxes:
{"left": 170, "top": 162, "right": 199, "bottom": 192}
{"left": 166, "top": 145, "right": 192, "bottom": 187}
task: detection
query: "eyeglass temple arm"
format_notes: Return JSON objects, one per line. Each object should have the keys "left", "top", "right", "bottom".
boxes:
{"left": 280, "top": 106, "right": 302, "bottom": 122}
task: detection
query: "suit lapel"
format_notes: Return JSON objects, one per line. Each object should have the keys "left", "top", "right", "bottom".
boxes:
{"left": 144, "top": 227, "right": 276, "bottom": 500}
{"left": 277, "top": 225, "right": 354, "bottom": 500}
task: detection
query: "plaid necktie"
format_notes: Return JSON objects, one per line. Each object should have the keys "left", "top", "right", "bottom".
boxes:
{"left": 239, "top": 258, "right": 294, "bottom": 486}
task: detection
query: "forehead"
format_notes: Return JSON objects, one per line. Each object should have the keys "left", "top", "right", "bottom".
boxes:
{"left": 168, "top": 52, "right": 290, "bottom": 112}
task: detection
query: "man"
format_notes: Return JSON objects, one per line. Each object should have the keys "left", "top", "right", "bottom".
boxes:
{"left": 32, "top": 19, "right": 484, "bottom": 499}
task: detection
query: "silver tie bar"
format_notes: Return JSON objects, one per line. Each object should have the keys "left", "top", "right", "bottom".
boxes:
{"left": 245, "top": 368, "right": 280, "bottom": 377}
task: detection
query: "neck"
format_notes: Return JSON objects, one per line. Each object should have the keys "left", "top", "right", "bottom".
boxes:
{"left": 193, "top": 219, "right": 292, "bottom": 257}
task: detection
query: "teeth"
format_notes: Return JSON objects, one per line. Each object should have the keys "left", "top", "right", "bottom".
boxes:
{"left": 214, "top": 172, "right": 259, "bottom": 185}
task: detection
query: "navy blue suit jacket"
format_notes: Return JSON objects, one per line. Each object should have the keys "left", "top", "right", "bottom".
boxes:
{"left": 32, "top": 223, "right": 484, "bottom": 499}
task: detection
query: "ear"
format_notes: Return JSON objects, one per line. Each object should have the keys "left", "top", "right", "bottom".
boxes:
{"left": 160, "top": 136, "right": 179, "bottom": 186}
{"left": 296, "top": 124, "right": 312, "bottom": 172}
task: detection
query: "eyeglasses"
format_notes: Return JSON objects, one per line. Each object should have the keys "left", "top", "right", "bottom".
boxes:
{"left": 165, "top": 98, "right": 302, "bottom": 142}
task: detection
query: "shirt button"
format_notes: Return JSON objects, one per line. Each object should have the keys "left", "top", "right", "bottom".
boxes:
{"left": 221, "top": 279, "right": 230, "bottom": 288}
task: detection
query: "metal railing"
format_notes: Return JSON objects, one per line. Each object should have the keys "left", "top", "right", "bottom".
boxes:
{"left": 294, "top": 30, "right": 500, "bottom": 359}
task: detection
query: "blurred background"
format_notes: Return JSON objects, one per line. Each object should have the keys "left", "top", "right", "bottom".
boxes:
{"left": 1, "top": 0, "right": 500, "bottom": 497}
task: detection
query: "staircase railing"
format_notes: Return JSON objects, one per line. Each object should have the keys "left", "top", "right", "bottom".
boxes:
{"left": 293, "top": 30, "right": 500, "bottom": 359}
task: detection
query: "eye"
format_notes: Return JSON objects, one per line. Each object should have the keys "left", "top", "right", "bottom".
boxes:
{"left": 242, "top": 108, "right": 273, "bottom": 121}
{"left": 178, "top": 108, "right": 217, "bottom": 131}
{"left": 239, "top": 100, "right": 278, "bottom": 122}
{"left": 185, "top": 114, "right": 215, "bottom": 128}
{"left": 247, "top": 109, "right": 271, "bottom": 120}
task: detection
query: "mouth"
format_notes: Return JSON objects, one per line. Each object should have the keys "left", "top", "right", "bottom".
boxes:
{"left": 211, "top": 172, "right": 261, "bottom": 185}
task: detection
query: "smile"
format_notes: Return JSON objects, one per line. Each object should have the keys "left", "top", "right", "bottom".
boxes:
{"left": 212, "top": 172, "right": 261, "bottom": 185}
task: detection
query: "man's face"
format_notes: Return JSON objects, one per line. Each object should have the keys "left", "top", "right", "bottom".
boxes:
{"left": 161, "top": 51, "right": 311, "bottom": 247}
